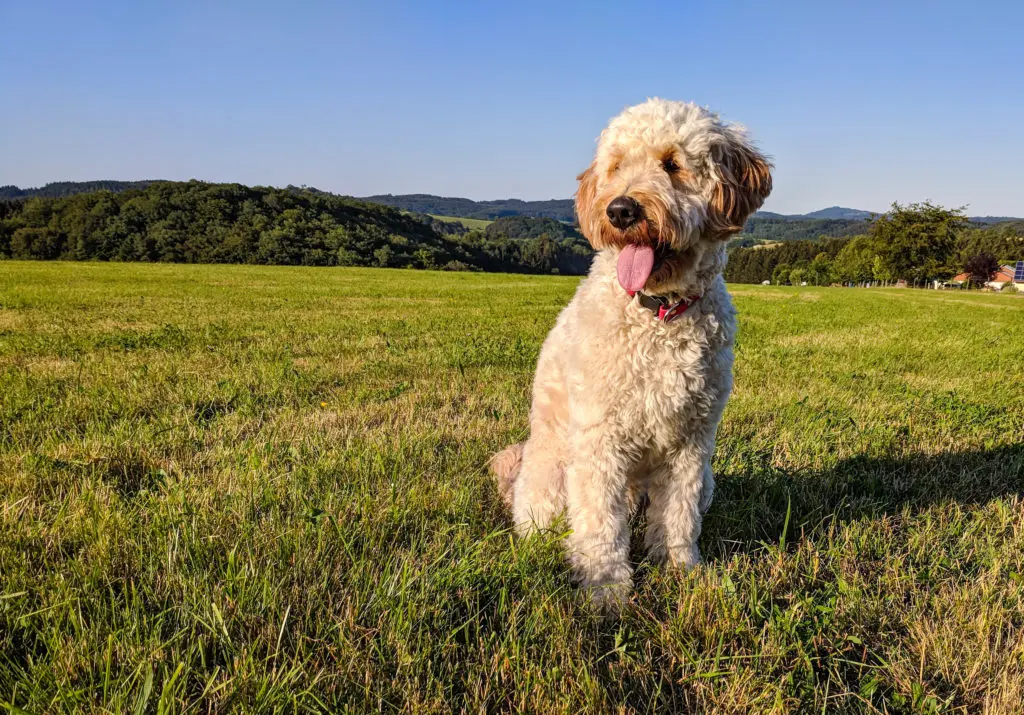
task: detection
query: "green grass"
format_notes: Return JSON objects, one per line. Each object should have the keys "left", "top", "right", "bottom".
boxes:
{"left": 428, "top": 214, "right": 493, "bottom": 230}
{"left": 2, "top": 261, "right": 1023, "bottom": 714}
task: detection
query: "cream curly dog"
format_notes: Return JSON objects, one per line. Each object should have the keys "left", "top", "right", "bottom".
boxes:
{"left": 490, "top": 98, "right": 772, "bottom": 607}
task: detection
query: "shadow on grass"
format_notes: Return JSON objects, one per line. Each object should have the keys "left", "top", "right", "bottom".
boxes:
{"left": 588, "top": 444, "right": 1024, "bottom": 710}
{"left": 703, "top": 443, "right": 1024, "bottom": 559}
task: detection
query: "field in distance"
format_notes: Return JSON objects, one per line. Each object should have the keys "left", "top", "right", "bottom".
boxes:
{"left": 2, "top": 261, "right": 1023, "bottom": 713}
{"left": 428, "top": 214, "right": 493, "bottom": 230}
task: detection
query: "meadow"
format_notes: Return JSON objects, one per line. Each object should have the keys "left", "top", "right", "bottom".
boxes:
{"left": 427, "top": 215, "right": 494, "bottom": 230}
{"left": 1, "top": 261, "right": 1023, "bottom": 714}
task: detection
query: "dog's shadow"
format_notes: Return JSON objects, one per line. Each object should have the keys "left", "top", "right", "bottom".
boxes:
{"left": 606, "top": 445, "right": 1023, "bottom": 705}
{"left": 686, "top": 443, "right": 1024, "bottom": 562}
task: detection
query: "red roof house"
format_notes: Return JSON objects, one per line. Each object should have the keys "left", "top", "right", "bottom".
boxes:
{"left": 951, "top": 265, "right": 1016, "bottom": 289}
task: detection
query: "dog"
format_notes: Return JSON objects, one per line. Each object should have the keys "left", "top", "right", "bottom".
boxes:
{"left": 490, "top": 98, "right": 772, "bottom": 608}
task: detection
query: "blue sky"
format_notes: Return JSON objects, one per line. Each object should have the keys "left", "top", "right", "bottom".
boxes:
{"left": 2, "top": 1, "right": 1023, "bottom": 215}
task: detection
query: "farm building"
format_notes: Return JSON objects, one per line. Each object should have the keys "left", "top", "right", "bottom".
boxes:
{"left": 948, "top": 264, "right": 1021, "bottom": 291}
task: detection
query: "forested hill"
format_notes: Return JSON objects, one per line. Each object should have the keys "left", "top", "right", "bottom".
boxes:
{"left": 0, "top": 181, "right": 593, "bottom": 274}
{"left": 737, "top": 217, "right": 872, "bottom": 243}
{"left": 0, "top": 181, "right": 156, "bottom": 199}
{"left": 362, "top": 194, "right": 577, "bottom": 221}
{"left": 485, "top": 216, "right": 582, "bottom": 240}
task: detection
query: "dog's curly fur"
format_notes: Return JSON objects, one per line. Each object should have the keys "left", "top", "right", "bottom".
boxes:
{"left": 490, "top": 99, "right": 772, "bottom": 609}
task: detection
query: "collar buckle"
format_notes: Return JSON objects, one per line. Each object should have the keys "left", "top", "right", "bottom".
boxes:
{"left": 636, "top": 291, "right": 700, "bottom": 323}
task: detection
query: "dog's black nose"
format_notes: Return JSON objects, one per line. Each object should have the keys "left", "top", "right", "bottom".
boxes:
{"left": 606, "top": 196, "right": 641, "bottom": 229}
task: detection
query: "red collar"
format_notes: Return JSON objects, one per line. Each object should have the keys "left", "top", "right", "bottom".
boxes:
{"left": 629, "top": 291, "right": 701, "bottom": 323}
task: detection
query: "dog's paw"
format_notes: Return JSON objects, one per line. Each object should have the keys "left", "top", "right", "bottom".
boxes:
{"left": 653, "top": 543, "right": 702, "bottom": 572}
{"left": 675, "top": 545, "right": 703, "bottom": 571}
{"left": 582, "top": 579, "right": 632, "bottom": 615}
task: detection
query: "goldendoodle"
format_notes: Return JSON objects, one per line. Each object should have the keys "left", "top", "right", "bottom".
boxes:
{"left": 491, "top": 98, "right": 772, "bottom": 608}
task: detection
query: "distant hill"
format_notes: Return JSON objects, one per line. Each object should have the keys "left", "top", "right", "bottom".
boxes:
{"left": 750, "top": 206, "right": 875, "bottom": 220}
{"left": 0, "top": 180, "right": 156, "bottom": 199}
{"left": 800, "top": 206, "right": 875, "bottom": 220}
{"left": 740, "top": 217, "right": 872, "bottom": 243}
{"left": 970, "top": 216, "right": 1024, "bottom": 225}
{"left": 484, "top": 216, "right": 582, "bottom": 241}
{"left": 361, "top": 194, "right": 575, "bottom": 221}
{"left": 773, "top": 206, "right": 1024, "bottom": 223}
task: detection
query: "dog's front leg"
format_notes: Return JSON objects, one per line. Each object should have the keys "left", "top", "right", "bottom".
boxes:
{"left": 644, "top": 443, "right": 711, "bottom": 570}
{"left": 565, "top": 426, "right": 633, "bottom": 610}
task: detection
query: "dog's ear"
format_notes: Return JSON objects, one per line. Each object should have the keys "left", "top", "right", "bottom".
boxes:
{"left": 575, "top": 162, "right": 602, "bottom": 247}
{"left": 707, "top": 140, "right": 772, "bottom": 239}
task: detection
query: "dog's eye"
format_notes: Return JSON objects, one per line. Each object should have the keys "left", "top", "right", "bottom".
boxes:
{"left": 662, "top": 157, "right": 680, "bottom": 174}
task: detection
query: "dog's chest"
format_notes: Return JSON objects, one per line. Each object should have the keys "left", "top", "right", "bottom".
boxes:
{"left": 561, "top": 275, "right": 735, "bottom": 445}
{"left": 620, "top": 326, "right": 714, "bottom": 436}
{"left": 643, "top": 341, "right": 706, "bottom": 396}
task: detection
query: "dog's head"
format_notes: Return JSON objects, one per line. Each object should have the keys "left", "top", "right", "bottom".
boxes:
{"left": 575, "top": 99, "right": 772, "bottom": 294}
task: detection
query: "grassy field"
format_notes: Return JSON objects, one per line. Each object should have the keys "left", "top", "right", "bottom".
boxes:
{"left": 2, "top": 261, "right": 1023, "bottom": 714}
{"left": 428, "top": 214, "right": 493, "bottom": 230}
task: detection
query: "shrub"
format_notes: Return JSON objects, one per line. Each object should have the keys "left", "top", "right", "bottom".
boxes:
{"left": 442, "top": 260, "right": 478, "bottom": 271}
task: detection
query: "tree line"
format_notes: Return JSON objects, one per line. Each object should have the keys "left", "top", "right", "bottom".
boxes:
{"left": 737, "top": 216, "right": 872, "bottom": 243}
{"left": 484, "top": 216, "right": 582, "bottom": 241}
{"left": 0, "top": 181, "right": 593, "bottom": 275}
{"left": 0, "top": 181, "right": 154, "bottom": 200}
{"left": 3, "top": 185, "right": 1020, "bottom": 285}
{"left": 724, "top": 203, "right": 1024, "bottom": 286}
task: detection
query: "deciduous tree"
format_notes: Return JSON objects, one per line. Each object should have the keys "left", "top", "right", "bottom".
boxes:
{"left": 870, "top": 202, "right": 966, "bottom": 283}
{"left": 963, "top": 251, "right": 1000, "bottom": 288}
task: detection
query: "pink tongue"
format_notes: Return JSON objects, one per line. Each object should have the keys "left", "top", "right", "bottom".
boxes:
{"left": 616, "top": 244, "right": 655, "bottom": 293}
